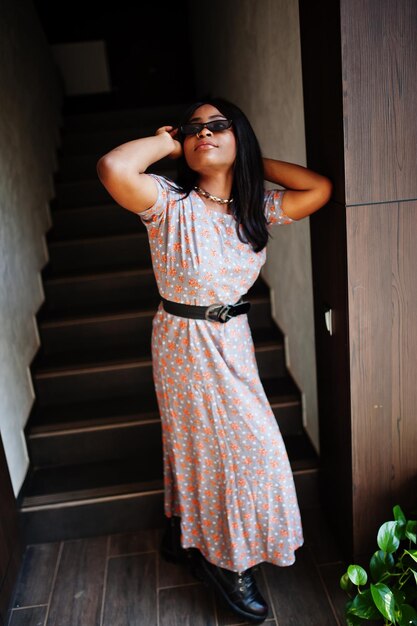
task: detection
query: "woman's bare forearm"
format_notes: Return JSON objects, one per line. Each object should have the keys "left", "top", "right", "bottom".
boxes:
{"left": 97, "top": 131, "right": 175, "bottom": 176}
{"left": 263, "top": 158, "right": 331, "bottom": 191}
{"left": 263, "top": 157, "right": 333, "bottom": 219}
{"left": 95, "top": 131, "right": 178, "bottom": 214}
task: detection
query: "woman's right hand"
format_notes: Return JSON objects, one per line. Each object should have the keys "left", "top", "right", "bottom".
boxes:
{"left": 155, "top": 126, "right": 183, "bottom": 159}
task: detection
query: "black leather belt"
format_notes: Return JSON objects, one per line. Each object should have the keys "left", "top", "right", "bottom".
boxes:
{"left": 161, "top": 296, "right": 251, "bottom": 323}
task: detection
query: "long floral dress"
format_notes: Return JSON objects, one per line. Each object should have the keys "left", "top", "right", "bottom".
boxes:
{"left": 137, "top": 174, "right": 304, "bottom": 572}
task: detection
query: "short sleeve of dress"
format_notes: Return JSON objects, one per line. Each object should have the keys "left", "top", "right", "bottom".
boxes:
{"left": 263, "top": 188, "right": 295, "bottom": 227}
{"left": 136, "top": 173, "right": 176, "bottom": 226}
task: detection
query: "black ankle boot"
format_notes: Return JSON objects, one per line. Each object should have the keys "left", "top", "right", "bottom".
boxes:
{"left": 160, "top": 517, "right": 202, "bottom": 579}
{"left": 160, "top": 516, "right": 186, "bottom": 563}
{"left": 195, "top": 555, "right": 268, "bottom": 624}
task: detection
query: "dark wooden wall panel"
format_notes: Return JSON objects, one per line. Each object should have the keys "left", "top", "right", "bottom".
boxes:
{"left": 300, "top": 0, "right": 417, "bottom": 561}
{"left": 347, "top": 201, "right": 417, "bottom": 555}
{"left": 341, "top": 0, "right": 417, "bottom": 205}
{"left": 309, "top": 200, "right": 352, "bottom": 558}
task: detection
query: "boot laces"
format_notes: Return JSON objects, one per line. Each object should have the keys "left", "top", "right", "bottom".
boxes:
{"left": 237, "top": 569, "right": 256, "bottom": 593}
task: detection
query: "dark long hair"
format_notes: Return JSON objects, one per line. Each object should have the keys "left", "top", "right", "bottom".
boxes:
{"left": 170, "top": 97, "right": 271, "bottom": 253}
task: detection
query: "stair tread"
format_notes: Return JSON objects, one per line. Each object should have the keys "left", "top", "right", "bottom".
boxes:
{"left": 50, "top": 200, "right": 121, "bottom": 214}
{"left": 28, "top": 394, "right": 160, "bottom": 433}
{"left": 46, "top": 231, "right": 147, "bottom": 246}
{"left": 41, "top": 261, "right": 270, "bottom": 287}
{"left": 60, "top": 125, "right": 156, "bottom": 141}
{"left": 42, "top": 262, "right": 154, "bottom": 281}
{"left": 54, "top": 169, "right": 176, "bottom": 189}
{"left": 283, "top": 433, "right": 319, "bottom": 471}
{"left": 38, "top": 296, "right": 161, "bottom": 321}
{"left": 32, "top": 343, "right": 153, "bottom": 373}
{"left": 55, "top": 161, "right": 176, "bottom": 185}
{"left": 46, "top": 224, "right": 145, "bottom": 244}
{"left": 61, "top": 96, "right": 187, "bottom": 123}
{"left": 43, "top": 261, "right": 154, "bottom": 280}
{"left": 27, "top": 376, "right": 300, "bottom": 433}
{"left": 261, "top": 376, "right": 301, "bottom": 402}
{"left": 31, "top": 325, "right": 283, "bottom": 374}
{"left": 21, "top": 431, "right": 317, "bottom": 506}
{"left": 36, "top": 284, "right": 270, "bottom": 325}
{"left": 21, "top": 458, "right": 164, "bottom": 508}
{"left": 37, "top": 298, "right": 161, "bottom": 324}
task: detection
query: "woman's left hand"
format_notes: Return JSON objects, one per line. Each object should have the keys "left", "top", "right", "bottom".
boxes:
{"left": 155, "top": 126, "right": 183, "bottom": 159}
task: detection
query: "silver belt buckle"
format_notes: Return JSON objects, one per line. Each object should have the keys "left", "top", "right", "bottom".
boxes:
{"left": 204, "top": 303, "right": 232, "bottom": 323}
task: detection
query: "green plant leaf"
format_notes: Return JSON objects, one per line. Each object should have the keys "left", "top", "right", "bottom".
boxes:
{"left": 347, "top": 590, "right": 382, "bottom": 620}
{"left": 378, "top": 521, "right": 401, "bottom": 553}
{"left": 404, "top": 550, "right": 417, "bottom": 563}
{"left": 394, "top": 505, "right": 407, "bottom": 524}
{"left": 397, "top": 603, "right": 417, "bottom": 626}
{"left": 394, "top": 506, "right": 407, "bottom": 539}
{"left": 340, "top": 572, "right": 353, "bottom": 592}
{"left": 370, "top": 550, "right": 394, "bottom": 582}
{"left": 405, "top": 521, "right": 417, "bottom": 544}
{"left": 346, "top": 614, "right": 367, "bottom": 626}
{"left": 348, "top": 564, "right": 368, "bottom": 586}
{"left": 370, "top": 583, "right": 396, "bottom": 622}
{"left": 411, "top": 569, "right": 417, "bottom": 585}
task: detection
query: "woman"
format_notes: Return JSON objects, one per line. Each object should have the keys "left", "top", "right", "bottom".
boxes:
{"left": 97, "top": 97, "right": 332, "bottom": 624}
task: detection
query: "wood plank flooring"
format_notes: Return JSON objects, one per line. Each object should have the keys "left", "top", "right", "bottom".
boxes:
{"left": 6, "top": 508, "right": 348, "bottom": 625}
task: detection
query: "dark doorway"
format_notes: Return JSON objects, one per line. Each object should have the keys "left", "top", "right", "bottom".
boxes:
{"left": 33, "top": 1, "right": 197, "bottom": 109}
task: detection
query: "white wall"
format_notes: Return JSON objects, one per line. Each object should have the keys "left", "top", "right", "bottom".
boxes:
{"left": 0, "top": 1, "right": 62, "bottom": 494}
{"left": 52, "top": 40, "right": 111, "bottom": 95}
{"left": 187, "top": 0, "right": 319, "bottom": 451}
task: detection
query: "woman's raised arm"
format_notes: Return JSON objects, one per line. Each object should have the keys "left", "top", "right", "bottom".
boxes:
{"left": 96, "top": 127, "right": 181, "bottom": 214}
{"left": 263, "top": 158, "right": 333, "bottom": 220}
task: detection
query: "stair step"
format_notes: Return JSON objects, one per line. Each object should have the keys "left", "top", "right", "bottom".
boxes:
{"left": 30, "top": 326, "right": 287, "bottom": 407}
{"left": 46, "top": 231, "right": 151, "bottom": 274}
{"left": 20, "top": 471, "right": 319, "bottom": 544}
{"left": 32, "top": 325, "right": 283, "bottom": 373}
{"left": 55, "top": 154, "right": 175, "bottom": 183}
{"left": 52, "top": 169, "right": 176, "bottom": 209}
{"left": 31, "top": 347, "right": 155, "bottom": 407}
{"left": 28, "top": 394, "right": 160, "bottom": 433}
{"left": 23, "top": 458, "right": 162, "bottom": 505}
{"left": 26, "top": 377, "right": 303, "bottom": 467}
{"left": 19, "top": 432, "right": 318, "bottom": 543}
{"left": 48, "top": 202, "right": 144, "bottom": 239}
{"left": 52, "top": 179, "right": 114, "bottom": 209}
{"left": 59, "top": 126, "right": 157, "bottom": 156}
{"left": 37, "top": 294, "right": 275, "bottom": 356}
{"left": 37, "top": 276, "right": 268, "bottom": 325}
{"left": 42, "top": 266, "right": 159, "bottom": 313}
{"left": 41, "top": 266, "right": 269, "bottom": 316}
{"left": 62, "top": 101, "right": 187, "bottom": 132}
{"left": 19, "top": 478, "right": 165, "bottom": 544}
{"left": 25, "top": 432, "right": 316, "bottom": 503}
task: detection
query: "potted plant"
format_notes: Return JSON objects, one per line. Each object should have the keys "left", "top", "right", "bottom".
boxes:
{"left": 340, "top": 505, "right": 417, "bottom": 625}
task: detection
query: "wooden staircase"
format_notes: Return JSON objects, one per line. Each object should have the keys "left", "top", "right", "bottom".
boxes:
{"left": 17, "top": 98, "right": 319, "bottom": 544}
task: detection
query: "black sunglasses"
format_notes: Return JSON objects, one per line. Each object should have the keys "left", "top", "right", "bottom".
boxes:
{"left": 180, "top": 119, "right": 233, "bottom": 136}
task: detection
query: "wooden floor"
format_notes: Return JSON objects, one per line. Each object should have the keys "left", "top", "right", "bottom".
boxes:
{"left": 6, "top": 507, "right": 349, "bottom": 626}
